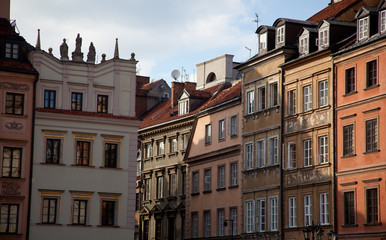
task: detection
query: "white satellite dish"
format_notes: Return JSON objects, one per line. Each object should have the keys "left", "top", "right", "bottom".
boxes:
{"left": 171, "top": 69, "right": 181, "bottom": 81}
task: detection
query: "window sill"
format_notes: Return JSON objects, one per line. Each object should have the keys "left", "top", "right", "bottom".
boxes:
{"left": 315, "top": 162, "right": 330, "bottom": 168}
{"left": 2, "top": 113, "right": 27, "bottom": 118}
{"left": 315, "top": 105, "right": 331, "bottom": 112}
{"left": 155, "top": 155, "right": 165, "bottom": 160}
{"left": 341, "top": 154, "right": 356, "bottom": 158}
{"left": 143, "top": 200, "right": 152, "bottom": 204}
{"left": 230, "top": 134, "right": 238, "bottom": 138}
{"left": 343, "top": 91, "right": 358, "bottom": 97}
{"left": 37, "top": 223, "right": 63, "bottom": 226}
{"left": 218, "top": 138, "right": 225, "bottom": 143}
{"left": 364, "top": 222, "right": 382, "bottom": 226}
{"left": 341, "top": 224, "right": 358, "bottom": 228}
{"left": 228, "top": 185, "right": 239, "bottom": 189}
{"left": 71, "top": 165, "right": 95, "bottom": 168}
{"left": 203, "top": 190, "right": 212, "bottom": 194}
{"left": 364, "top": 84, "right": 379, "bottom": 91}
{"left": 191, "top": 192, "right": 199, "bottom": 196}
{"left": 167, "top": 152, "right": 178, "bottom": 157}
{"left": 363, "top": 149, "right": 380, "bottom": 154}
{"left": 205, "top": 142, "right": 212, "bottom": 146}
{"left": 97, "top": 225, "right": 120, "bottom": 228}
{"left": 285, "top": 113, "right": 299, "bottom": 119}
{"left": 167, "top": 196, "right": 177, "bottom": 201}
{"left": 40, "top": 162, "right": 66, "bottom": 166}
{"left": 99, "top": 167, "right": 122, "bottom": 170}
{"left": 216, "top": 187, "right": 226, "bottom": 192}
{"left": 143, "top": 157, "right": 152, "bottom": 161}
{"left": 67, "top": 224, "right": 92, "bottom": 227}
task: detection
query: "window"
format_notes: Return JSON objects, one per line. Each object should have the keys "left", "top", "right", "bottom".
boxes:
{"left": 245, "top": 200, "right": 255, "bottom": 233}
{"left": 101, "top": 200, "right": 116, "bottom": 226}
{"left": 304, "top": 139, "right": 312, "bottom": 167}
{"left": 268, "top": 137, "right": 278, "bottom": 165}
{"left": 358, "top": 17, "right": 369, "bottom": 41}
{"left": 105, "top": 143, "right": 118, "bottom": 168}
{"left": 230, "top": 115, "right": 238, "bottom": 136}
{"left": 46, "top": 139, "right": 61, "bottom": 164}
{"left": 218, "top": 165, "right": 225, "bottom": 189}
{"left": 72, "top": 200, "right": 87, "bottom": 225}
{"left": 320, "top": 193, "right": 329, "bottom": 225}
{"left": 155, "top": 219, "right": 162, "bottom": 240}
{"left": 170, "top": 138, "right": 177, "bottom": 153}
{"left": 44, "top": 90, "right": 56, "bottom": 109}
{"left": 247, "top": 90, "right": 255, "bottom": 114}
{"left": 345, "top": 67, "right": 355, "bottom": 94}
{"left": 257, "top": 140, "right": 265, "bottom": 167}
{"left": 381, "top": 10, "right": 386, "bottom": 33}
{"left": 179, "top": 100, "right": 189, "bottom": 115}
{"left": 304, "top": 195, "right": 312, "bottom": 226}
{"left": 259, "top": 32, "right": 267, "bottom": 51}
{"left": 183, "top": 134, "right": 190, "bottom": 150}
{"left": 366, "top": 60, "right": 377, "bottom": 88}
{"left": 257, "top": 199, "right": 266, "bottom": 232}
{"left": 5, "top": 93, "right": 24, "bottom": 115}
{"left": 344, "top": 191, "right": 355, "bottom": 225}
{"left": 0, "top": 204, "right": 18, "bottom": 233}
{"left": 230, "top": 163, "right": 238, "bottom": 186}
{"left": 319, "top": 29, "right": 328, "bottom": 48}
{"left": 258, "top": 86, "right": 266, "bottom": 111}
{"left": 218, "top": 209, "right": 225, "bottom": 236}
{"left": 191, "top": 212, "right": 198, "bottom": 238}
{"left": 277, "top": 26, "right": 285, "bottom": 44}
{"left": 97, "top": 95, "right": 108, "bottom": 113}
{"left": 144, "top": 142, "right": 152, "bottom": 158}
{"left": 366, "top": 188, "right": 378, "bottom": 224}
{"left": 204, "top": 211, "right": 211, "bottom": 237}
{"left": 289, "top": 197, "right": 297, "bottom": 227}
{"left": 270, "top": 197, "right": 278, "bottom": 231}
{"left": 288, "top": 143, "right": 296, "bottom": 169}
{"left": 303, "top": 85, "right": 312, "bottom": 112}
{"left": 71, "top": 92, "right": 83, "bottom": 111}
{"left": 204, "top": 169, "right": 211, "bottom": 191}
{"left": 143, "top": 220, "right": 149, "bottom": 240}
{"left": 299, "top": 36, "right": 308, "bottom": 54}
{"left": 192, "top": 172, "right": 199, "bottom": 194}
{"left": 205, "top": 124, "right": 212, "bottom": 144}
{"left": 5, "top": 42, "right": 19, "bottom": 59}
{"left": 245, "top": 142, "right": 254, "bottom": 170}
{"left": 168, "top": 217, "right": 175, "bottom": 240}
{"left": 288, "top": 90, "right": 296, "bottom": 115}
{"left": 230, "top": 207, "right": 237, "bottom": 235}
{"left": 156, "top": 176, "right": 163, "bottom": 199}
{"left": 143, "top": 178, "right": 150, "bottom": 201}
{"left": 2, "top": 147, "right": 21, "bottom": 178}
{"left": 182, "top": 170, "right": 186, "bottom": 195}
{"left": 319, "top": 136, "right": 328, "bottom": 164}
{"left": 76, "top": 141, "right": 90, "bottom": 166}
{"left": 219, "top": 119, "right": 225, "bottom": 140}
{"left": 366, "top": 119, "right": 378, "bottom": 152}
{"left": 270, "top": 82, "right": 278, "bottom": 107}
{"left": 169, "top": 173, "right": 176, "bottom": 196}
{"left": 42, "top": 198, "right": 58, "bottom": 224}
{"left": 343, "top": 125, "right": 354, "bottom": 156}
{"left": 319, "top": 80, "right": 328, "bottom": 107}
{"left": 156, "top": 140, "right": 164, "bottom": 156}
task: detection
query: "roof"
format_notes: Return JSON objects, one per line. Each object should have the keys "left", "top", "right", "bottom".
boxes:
{"left": 141, "top": 79, "right": 161, "bottom": 91}
{"left": 307, "top": 0, "right": 359, "bottom": 22}
{"left": 0, "top": 59, "right": 36, "bottom": 73}
{"left": 185, "top": 89, "right": 213, "bottom": 99}
{"left": 200, "top": 82, "right": 241, "bottom": 111}
{"left": 36, "top": 108, "right": 138, "bottom": 120}
{"left": 0, "top": 18, "right": 16, "bottom": 35}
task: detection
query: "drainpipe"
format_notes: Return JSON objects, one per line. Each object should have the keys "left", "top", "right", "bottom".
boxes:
{"left": 332, "top": 61, "right": 337, "bottom": 238}
{"left": 280, "top": 69, "right": 284, "bottom": 240}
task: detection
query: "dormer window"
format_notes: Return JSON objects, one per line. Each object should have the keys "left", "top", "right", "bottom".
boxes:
{"left": 276, "top": 26, "right": 285, "bottom": 44}
{"left": 381, "top": 10, "right": 386, "bottom": 33}
{"left": 319, "top": 28, "right": 329, "bottom": 49}
{"left": 259, "top": 33, "right": 267, "bottom": 51}
{"left": 179, "top": 100, "right": 189, "bottom": 115}
{"left": 358, "top": 17, "right": 369, "bottom": 41}
{"left": 5, "top": 43, "right": 19, "bottom": 59}
{"left": 299, "top": 36, "right": 309, "bottom": 55}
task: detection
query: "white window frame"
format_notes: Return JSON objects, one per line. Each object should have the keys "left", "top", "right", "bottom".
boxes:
{"left": 257, "top": 139, "right": 266, "bottom": 168}
{"left": 304, "top": 195, "right": 312, "bottom": 226}
{"left": 303, "top": 139, "right": 312, "bottom": 167}
{"left": 318, "top": 80, "right": 328, "bottom": 107}
{"left": 219, "top": 119, "right": 225, "bottom": 140}
{"left": 288, "top": 90, "right": 296, "bottom": 115}
{"left": 270, "top": 82, "right": 278, "bottom": 107}
{"left": 269, "top": 136, "right": 278, "bottom": 165}
{"left": 277, "top": 26, "right": 285, "bottom": 44}
{"left": 247, "top": 90, "right": 255, "bottom": 114}
{"left": 381, "top": 10, "right": 386, "bottom": 33}
{"left": 245, "top": 142, "right": 254, "bottom": 170}
{"left": 205, "top": 124, "right": 212, "bottom": 144}
{"left": 259, "top": 32, "right": 267, "bottom": 51}
{"left": 319, "top": 28, "right": 329, "bottom": 49}
{"left": 218, "top": 165, "right": 225, "bottom": 189}
{"left": 319, "top": 136, "right": 328, "bottom": 164}
{"left": 245, "top": 200, "right": 255, "bottom": 233}
{"left": 289, "top": 197, "right": 297, "bottom": 228}
{"left": 270, "top": 197, "right": 278, "bottom": 231}
{"left": 303, "top": 85, "right": 312, "bottom": 112}
{"left": 257, "top": 199, "right": 266, "bottom": 232}
{"left": 204, "top": 169, "right": 211, "bottom": 191}
{"left": 157, "top": 176, "right": 163, "bottom": 199}
{"left": 204, "top": 211, "right": 211, "bottom": 237}
{"left": 299, "top": 35, "right": 309, "bottom": 54}
{"left": 258, "top": 85, "right": 266, "bottom": 111}
{"left": 218, "top": 209, "right": 225, "bottom": 236}
{"left": 288, "top": 142, "right": 296, "bottom": 169}
{"left": 320, "top": 193, "right": 329, "bottom": 225}
{"left": 230, "top": 115, "right": 238, "bottom": 136}
{"left": 358, "top": 17, "right": 369, "bottom": 41}
{"left": 192, "top": 172, "right": 199, "bottom": 193}
{"left": 231, "top": 163, "right": 238, "bottom": 186}
{"left": 231, "top": 207, "right": 237, "bottom": 235}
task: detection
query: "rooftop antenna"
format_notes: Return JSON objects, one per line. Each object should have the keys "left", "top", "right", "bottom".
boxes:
{"left": 245, "top": 46, "right": 251, "bottom": 58}
{"left": 253, "top": 13, "right": 259, "bottom": 28}
{"left": 171, "top": 69, "right": 180, "bottom": 81}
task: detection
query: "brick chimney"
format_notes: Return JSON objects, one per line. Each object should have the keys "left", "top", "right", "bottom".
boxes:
{"left": 171, "top": 82, "right": 185, "bottom": 107}
{"left": 184, "top": 82, "right": 197, "bottom": 92}
{"left": 0, "top": 0, "right": 10, "bottom": 20}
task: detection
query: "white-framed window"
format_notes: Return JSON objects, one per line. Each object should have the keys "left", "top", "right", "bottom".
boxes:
{"left": 157, "top": 140, "right": 164, "bottom": 156}
{"left": 270, "top": 82, "right": 278, "bottom": 107}
{"left": 179, "top": 100, "right": 189, "bottom": 115}
{"left": 247, "top": 90, "right": 255, "bottom": 114}
{"left": 358, "top": 17, "right": 369, "bottom": 41}
{"left": 205, "top": 124, "right": 212, "bottom": 144}
{"left": 169, "top": 173, "right": 176, "bottom": 196}
{"left": 269, "top": 136, "right": 278, "bottom": 165}
{"left": 299, "top": 36, "right": 309, "bottom": 54}
{"left": 218, "top": 209, "right": 225, "bottom": 236}
{"left": 257, "top": 139, "right": 265, "bottom": 168}
{"left": 289, "top": 197, "right": 297, "bottom": 228}
{"left": 218, "top": 165, "right": 225, "bottom": 189}
{"left": 204, "top": 210, "right": 211, "bottom": 237}
{"left": 245, "top": 142, "right": 254, "bottom": 170}
{"left": 219, "top": 119, "right": 225, "bottom": 140}
{"left": 192, "top": 171, "right": 199, "bottom": 194}
{"left": 303, "top": 85, "right": 312, "bottom": 112}
{"left": 230, "top": 115, "right": 238, "bottom": 136}
{"left": 319, "top": 28, "right": 329, "bottom": 48}
{"left": 156, "top": 175, "right": 163, "bottom": 199}
{"left": 288, "top": 142, "right": 296, "bottom": 169}
{"left": 304, "top": 195, "right": 312, "bottom": 226}
{"left": 320, "top": 193, "right": 329, "bottom": 225}
{"left": 183, "top": 133, "right": 190, "bottom": 150}
{"left": 230, "top": 163, "right": 238, "bottom": 186}
{"left": 381, "top": 10, "right": 386, "bottom": 33}
{"left": 303, "top": 139, "right": 312, "bottom": 167}
{"left": 277, "top": 26, "right": 285, "bottom": 44}
{"left": 319, "top": 80, "right": 328, "bottom": 107}
{"left": 258, "top": 86, "right": 266, "bottom": 111}
{"left": 319, "top": 136, "right": 328, "bottom": 164}
{"left": 143, "top": 178, "right": 150, "bottom": 201}
{"left": 204, "top": 169, "right": 211, "bottom": 191}
{"left": 259, "top": 32, "right": 267, "bottom": 51}
{"left": 288, "top": 90, "right": 296, "bottom": 115}
{"left": 5, "top": 42, "right": 19, "bottom": 59}
{"left": 257, "top": 199, "right": 266, "bottom": 232}
{"left": 245, "top": 200, "right": 255, "bottom": 233}
{"left": 231, "top": 207, "right": 237, "bottom": 235}
{"left": 170, "top": 137, "right": 177, "bottom": 153}
{"left": 270, "top": 197, "right": 278, "bottom": 231}
{"left": 191, "top": 212, "right": 198, "bottom": 238}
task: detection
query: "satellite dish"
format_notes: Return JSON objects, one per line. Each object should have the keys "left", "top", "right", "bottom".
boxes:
{"left": 171, "top": 69, "right": 181, "bottom": 81}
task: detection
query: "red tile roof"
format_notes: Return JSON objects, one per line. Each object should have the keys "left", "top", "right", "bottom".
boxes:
{"left": 307, "top": 0, "right": 359, "bottom": 22}
{"left": 141, "top": 79, "right": 161, "bottom": 91}
{"left": 0, "top": 59, "right": 36, "bottom": 73}
{"left": 185, "top": 89, "right": 213, "bottom": 99}
{"left": 36, "top": 108, "right": 139, "bottom": 120}
{"left": 0, "top": 18, "right": 16, "bottom": 35}
{"left": 201, "top": 82, "right": 241, "bottom": 110}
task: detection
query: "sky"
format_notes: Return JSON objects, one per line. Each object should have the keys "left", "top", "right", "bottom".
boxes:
{"left": 10, "top": 0, "right": 328, "bottom": 84}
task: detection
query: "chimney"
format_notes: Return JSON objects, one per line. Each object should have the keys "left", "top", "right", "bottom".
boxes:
{"left": 171, "top": 82, "right": 185, "bottom": 107}
{"left": 0, "top": 0, "right": 10, "bottom": 20}
{"left": 184, "top": 82, "right": 197, "bottom": 91}
{"left": 330, "top": 0, "right": 342, "bottom": 5}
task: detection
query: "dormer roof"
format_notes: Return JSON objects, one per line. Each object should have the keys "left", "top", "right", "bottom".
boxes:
{"left": 318, "top": 19, "right": 357, "bottom": 28}
{"left": 256, "top": 25, "right": 275, "bottom": 34}
{"left": 297, "top": 27, "right": 318, "bottom": 37}
{"left": 273, "top": 18, "right": 317, "bottom": 27}
{"left": 378, "top": 0, "right": 386, "bottom": 10}
{"left": 355, "top": 6, "right": 378, "bottom": 19}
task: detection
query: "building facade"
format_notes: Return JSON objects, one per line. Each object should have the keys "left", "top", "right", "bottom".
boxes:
{"left": 28, "top": 36, "right": 140, "bottom": 240}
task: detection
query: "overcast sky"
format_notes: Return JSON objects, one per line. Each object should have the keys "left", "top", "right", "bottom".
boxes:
{"left": 11, "top": 0, "right": 328, "bottom": 84}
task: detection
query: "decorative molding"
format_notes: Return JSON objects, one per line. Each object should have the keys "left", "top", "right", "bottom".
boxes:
{"left": 340, "top": 181, "right": 358, "bottom": 187}
{"left": 2, "top": 182, "right": 21, "bottom": 195}
{"left": 362, "top": 178, "right": 382, "bottom": 183}
{"left": 0, "top": 82, "right": 30, "bottom": 90}
{"left": 5, "top": 121, "right": 23, "bottom": 130}
{"left": 340, "top": 113, "right": 357, "bottom": 120}
{"left": 363, "top": 107, "right": 381, "bottom": 114}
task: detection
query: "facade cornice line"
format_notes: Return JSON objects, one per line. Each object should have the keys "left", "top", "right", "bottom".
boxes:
{"left": 336, "top": 164, "right": 386, "bottom": 176}
{"left": 336, "top": 93, "right": 386, "bottom": 111}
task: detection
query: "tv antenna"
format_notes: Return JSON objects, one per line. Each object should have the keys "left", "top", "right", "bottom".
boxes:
{"left": 171, "top": 69, "right": 181, "bottom": 81}
{"left": 253, "top": 13, "right": 259, "bottom": 28}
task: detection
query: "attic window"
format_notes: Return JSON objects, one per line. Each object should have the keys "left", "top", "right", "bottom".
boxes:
{"left": 381, "top": 10, "right": 386, "bottom": 33}
{"left": 206, "top": 73, "right": 216, "bottom": 83}
{"left": 5, "top": 42, "right": 19, "bottom": 59}
{"left": 358, "top": 17, "right": 369, "bottom": 41}
{"left": 179, "top": 100, "right": 189, "bottom": 115}
{"left": 259, "top": 32, "right": 267, "bottom": 51}
{"left": 318, "top": 28, "right": 329, "bottom": 49}
{"left": 276, "top": 26, "right": 285, "bottom": 44}
{"left": 299, "top": 35, "right": 309, "bottom": 55}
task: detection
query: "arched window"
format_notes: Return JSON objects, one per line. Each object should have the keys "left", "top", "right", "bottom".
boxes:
{"left": 206, "top": 72, "right": 216, "bottom": 83}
